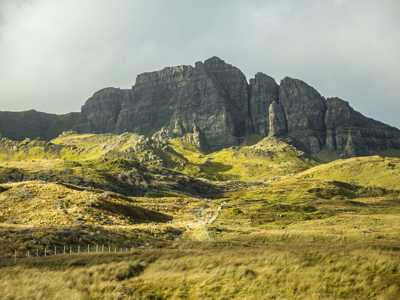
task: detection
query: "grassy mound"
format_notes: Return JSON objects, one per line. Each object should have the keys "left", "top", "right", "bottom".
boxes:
{"left": 0, "top": 181, "right": 171, "bottom": 226}
{"left": 294, "top": 155, "right": 400, "bottom": 190}
{"left": 168, "top": 136, "right": 315, "bottom": 181}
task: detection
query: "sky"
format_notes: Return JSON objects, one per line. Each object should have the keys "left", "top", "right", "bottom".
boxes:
{"left": 0, "top": 0, "right": 399, "bottom": 127}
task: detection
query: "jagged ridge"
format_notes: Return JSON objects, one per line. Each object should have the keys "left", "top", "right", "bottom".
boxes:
{"left": 1, "top": 56, "right": 399, "bottom": 158}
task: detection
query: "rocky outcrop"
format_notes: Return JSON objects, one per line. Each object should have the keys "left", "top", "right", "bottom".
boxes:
{"left": 268, "top": 101, "right": 287, "bottom": 137}
{"left": 1, "top": 57, "right": 400, "bottom": 158}
{"left": 249, "top": 73, "right": 279, "bottom": 135}
{"left": 81, "top": 56, "right": 251, "bottom": 150}
{"left": 80, "top": 87, "right": 129, "bottom": 133}
{"left": 279, "top": 77, "right": 327, "bottom": 154}
{"left": 324, "top": 97, "right": 400, "bottom": 156}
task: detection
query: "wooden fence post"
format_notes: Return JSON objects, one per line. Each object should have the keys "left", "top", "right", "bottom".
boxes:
{"left": 14, "top": 250, "right": 17, "bottom": 264}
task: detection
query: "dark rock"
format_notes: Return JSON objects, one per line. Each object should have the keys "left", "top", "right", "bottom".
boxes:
{"left": 249, "top": 72, "right": 279, "bottom": 135}
{"left": 268, "top": 101, "right": 287, "bottom": 137}
{"left": 80, "top": 88, "right": 129, "bottom": 133}
{"left": 113, "top": 57, "right": 250, "bottom": 150}
{"left": 279, "top": 77, "right": 327, "bottom": 154}
{"left": 325, "top": 97, "right": 400, "bottom": 156}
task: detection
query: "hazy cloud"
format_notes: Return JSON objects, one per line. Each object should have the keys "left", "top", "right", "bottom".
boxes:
{"left": 0, "top": 0, "right": 399, "bottom": 127}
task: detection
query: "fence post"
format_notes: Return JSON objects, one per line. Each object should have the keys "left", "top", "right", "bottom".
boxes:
{"left": 14, "top": 250, "right": 17, "bottom": 264}
{"left": 27, "top": 250, "right": 30, "bottom": 258}
{"left": 78, "top": 245, "right": 80, "bottom": 254}
{"left": 36, "top": 249, "right": 39, "bottom": 257}
{"left": 88, "top": 244, "right": 90, "bottom": 253}
{"left": 108, "top": 245, "right": 111, "bottom": 253}
{"left": 54, "top": 246, "right": 57, "bottom": 256}
{"left": 69, "top": 246, "right": 72, "bottom": 255}
{"left": 102, "top": 245, "right": 104, "bottom": 253}
{"left": 64, "top": 245, "right": 66, "bottom": 255}
{"left": 44, "top": 247, "right": 47, "bottom": 257}
{"left": 96, "top": 244, "right": 98, "bottom": 253}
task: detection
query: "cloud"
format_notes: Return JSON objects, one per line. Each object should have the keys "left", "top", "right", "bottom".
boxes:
{"left": 0, "top": 0, "right": 399, "bottom": 127}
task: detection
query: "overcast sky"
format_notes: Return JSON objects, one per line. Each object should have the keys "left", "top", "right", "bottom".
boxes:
{"left": 0, "top": 0, "right": 399, "bottom": 127}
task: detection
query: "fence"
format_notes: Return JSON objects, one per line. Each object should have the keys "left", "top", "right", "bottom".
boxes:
{"left": 1, "top": 244, "right": 138, "bottom": 265}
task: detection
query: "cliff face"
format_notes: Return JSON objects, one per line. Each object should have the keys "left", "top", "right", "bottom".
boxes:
{"left": 1, "top": 57, "right": 400, "bottom": 158}
{"left": 324, "top": 97, "right": 400, "bottom": 156}
{"left": 81, "top": 57, "right": 251, "bottom": 150}
{"left": 248, "top": 72, "right": 279, "bottom": 136}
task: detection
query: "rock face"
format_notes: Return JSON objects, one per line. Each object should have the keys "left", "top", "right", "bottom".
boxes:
{"left": 81, "top": 56, "right": 250, "bottom": 150}
{"left": 80, "top": 88, "right": 129, "bottom": 133}
{"left": 279, "top": 77, "right": 327, "bottom": 154}
{"left": 249, "top": 73, "right": 279, "bottom": 135}
{"left": 324, "top": 97, "right": 400, "bottom": 156}
{"left": 268, "top": 101, "right": 287, "bottom": 137}
{"left": 1, "top": 56, "right": 400, "bottom": 158}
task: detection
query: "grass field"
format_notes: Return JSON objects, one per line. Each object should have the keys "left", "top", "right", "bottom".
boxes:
{"left": 0, "top": 133, "right": 400, "bottom": 299}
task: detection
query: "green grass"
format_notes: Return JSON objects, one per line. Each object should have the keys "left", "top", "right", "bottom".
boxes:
{"left": 1, "top": 133, "right": 400, "bottom": 299}
{"left": 295, "top": 156, "right": 400, "bottom": 190}
{"left": 169, "top": 136, "right": 315, "bottom": 181}
{"left": 0, "top": 181, "right": 172, "bottom": 227}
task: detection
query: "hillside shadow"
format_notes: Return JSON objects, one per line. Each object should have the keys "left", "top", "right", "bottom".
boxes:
{"left": 96, "top": 200, "right": 172, "bottom": 223}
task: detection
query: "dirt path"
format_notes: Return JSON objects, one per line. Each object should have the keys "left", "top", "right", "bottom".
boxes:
{"left": 185, "top": 202, "right": 226, "bottom": 241}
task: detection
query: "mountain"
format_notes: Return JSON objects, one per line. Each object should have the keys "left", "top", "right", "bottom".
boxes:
{"left": 1, "top": 56, "right": 400, "bottom": 158}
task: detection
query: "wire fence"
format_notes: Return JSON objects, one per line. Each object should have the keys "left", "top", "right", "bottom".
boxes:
{"left": 0, "top": 244, "right": 138, "bottom": 266}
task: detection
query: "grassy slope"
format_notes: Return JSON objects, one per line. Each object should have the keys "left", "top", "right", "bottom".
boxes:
{"left": 0, "top": 181, "right": 172, "bottom": 226}
{"left": 1, "top": 133, "right": 400, "bottom": 299}
{"left": 169, "top": 136, "right": 315, "bottom": 181}
{"left": 293, "top": 155, "right": 400, "bottom": 190}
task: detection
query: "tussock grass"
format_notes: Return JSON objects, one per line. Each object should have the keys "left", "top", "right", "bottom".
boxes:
{"left": 1, "top": 133, "right": 400, "bottom": 299}
{"left": 0, "top": 181, "right": 172, "bottom": 226}
{"left": 1, "top": 239, "right": 400, "bottom": 299}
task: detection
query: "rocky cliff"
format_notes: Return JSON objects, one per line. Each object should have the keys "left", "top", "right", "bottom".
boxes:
{"left": 1, "top": 57, "right": 400, "bottom": 158}
{"left": 81, "top": 57, "right": 250, "bottom": 149}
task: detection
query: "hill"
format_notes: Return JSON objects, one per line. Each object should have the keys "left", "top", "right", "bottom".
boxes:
{"left": 168, "top": 136, "right": 315, "bottom": 181}
{"left": 0, "top": 181, "right": 171, "bottom": 227}
{"left": 293, "top": 155, "right": 400, "bottom": 190}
